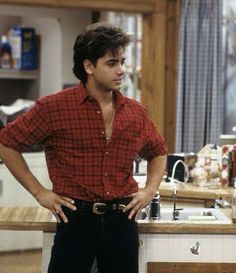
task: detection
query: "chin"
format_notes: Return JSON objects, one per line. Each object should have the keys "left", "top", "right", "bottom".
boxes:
{"left": 112, "top": 84, "right": 122, "bottom": 91}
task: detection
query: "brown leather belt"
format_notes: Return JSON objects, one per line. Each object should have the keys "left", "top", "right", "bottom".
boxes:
{"left": 74, "top": 197, "right": 131, "bottom": 215}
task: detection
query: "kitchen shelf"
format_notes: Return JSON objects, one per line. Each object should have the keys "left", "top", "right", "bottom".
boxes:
{"left": 0, "top": 69, "right": 39, "bottom": 80}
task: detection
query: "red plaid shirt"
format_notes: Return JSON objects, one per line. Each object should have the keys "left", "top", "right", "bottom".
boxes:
{"left": 0, "top": 83, "right": 167, "bottom": 201}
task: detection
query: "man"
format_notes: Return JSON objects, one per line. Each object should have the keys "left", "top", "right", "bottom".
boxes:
{"left": 0, "top": 22, "right": 167, "bottom": 273}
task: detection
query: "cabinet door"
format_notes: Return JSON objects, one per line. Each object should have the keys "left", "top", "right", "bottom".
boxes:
{"left": 147, "top": 262, "right": 236, "bottom": 273}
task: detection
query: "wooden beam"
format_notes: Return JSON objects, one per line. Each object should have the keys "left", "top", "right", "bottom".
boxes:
{"left": 141, "top": 0, "right": 179, "bottom": 151}
{"left": 0, "top": 0, "right": 155, "bottom": 13}
{"left": 164, "top": 0, "right": 180, "bottom": 152}
{"left": 141, "top": 3, "right": 167, "bottom": 135}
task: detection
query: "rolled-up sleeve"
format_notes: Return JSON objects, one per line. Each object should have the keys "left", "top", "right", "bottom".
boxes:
{"left": 138, "top": 109, "right": 168, "bottom": 161}
{"left": 0, "top": 99, "right": 51, "bottom": 152}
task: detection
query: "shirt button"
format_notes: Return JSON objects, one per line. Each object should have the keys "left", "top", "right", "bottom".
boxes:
{"left": 102, "top": 131, "right": 105, "bottom": 135}
{"left": 105, "top": 151, "right": 109, "bottom": 155}
{"left": 107, "top": 191, "right": 110, "bottom": 195}
{"left": 97, "top": 110, "right": 101, "bottom": 114}
{"left": 104, "top": 172, "right": 108, "bottom": 176}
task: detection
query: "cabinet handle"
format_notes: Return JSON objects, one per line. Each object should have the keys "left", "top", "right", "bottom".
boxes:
{"left": 190, "top": 241, "right": 200, "bottom": 255}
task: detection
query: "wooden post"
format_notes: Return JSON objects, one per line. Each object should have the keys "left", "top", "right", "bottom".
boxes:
{"left": 141, "top": 0, "right": 179, "bottom": 152}
{"left": 141, "top": 1, "right": 167, "bottom": 136}
{"left": 164, "top": 0, "right": 180, "bottom": 152}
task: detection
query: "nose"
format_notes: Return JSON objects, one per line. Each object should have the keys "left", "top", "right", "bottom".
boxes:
{"left": 117, "top": 63, "right": 124, "bottom": 75}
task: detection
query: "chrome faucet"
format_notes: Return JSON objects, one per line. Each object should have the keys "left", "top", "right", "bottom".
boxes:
{"left": 172, "top": 188, "right": 182, "bottom": 220}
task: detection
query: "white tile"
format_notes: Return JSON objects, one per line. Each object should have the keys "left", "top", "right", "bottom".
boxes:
{"left": 154, "top": 249, "right": 170, "bottom": 261}
{"left": 147, "top": 237, "right": 158, "bottom": 250}
{"left": 156, "top": 234, "right": 169, "bottom": 250}
{"left": 139, "top": 261, "right": 147, "bottom": 272}
{"left": 146, "top": 250, "right": 160, "bottom": 261}
{"left": 139, "top": 245, "right": 146, "bottom": 261}
{"left": 168, "top": 235, "right": 182, "bottom": 250}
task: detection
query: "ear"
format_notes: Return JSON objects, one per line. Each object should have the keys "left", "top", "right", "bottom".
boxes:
{"left": 83, "top": 59, "right": 94, "bottom": 75}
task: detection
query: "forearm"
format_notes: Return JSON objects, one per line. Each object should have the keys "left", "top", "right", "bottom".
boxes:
{"left": 145, "top": 155, "right": 167, "bottom": 196}
{"left": 0, "top": 143, "right": 46, "bottom": 198}
{"left": 0, "top": 142, "right": 77, "bottom": 223}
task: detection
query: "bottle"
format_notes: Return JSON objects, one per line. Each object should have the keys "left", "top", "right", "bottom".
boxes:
{"left": 209, "top": 144, "right": 220, "bottom": 189}
{"left": 0, "top": 35, "right": 12, "bottom": 69}
{"left": 231, "top": 193, "right": 236, "bottom": 223}
{"left": 149, "top": 192, "right": 160, "bottom": 220}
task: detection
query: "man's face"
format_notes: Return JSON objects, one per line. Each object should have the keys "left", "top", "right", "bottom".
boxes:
{"left": 88, "top": 47, "right": 126, "bottom": 92}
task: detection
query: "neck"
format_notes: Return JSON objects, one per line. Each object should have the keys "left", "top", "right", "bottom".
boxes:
{"left": 85, "top": 82, "right": 114, "bottom": 105}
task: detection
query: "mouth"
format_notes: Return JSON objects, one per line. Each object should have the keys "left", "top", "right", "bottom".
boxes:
{"left": 113, "top": 79, "right": 122, "bottom": 84}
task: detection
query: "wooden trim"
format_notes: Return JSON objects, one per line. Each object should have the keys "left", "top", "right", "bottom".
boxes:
{"left": 141, "top": 0, "right": 179, "bottom": 151}
{"left": 164, "top": 0, "right": 180, "bottom": 152}
{"left": 0, "top": 0, "right": 155, "bottom": 13}
{"left": 141, "top": 7, "right": 167, "bottom": 135}
{"left": 139, "top": 222, "right": 236, "bottom": 234}
{"left": 148, "top": 262, "right": 236, "bottom": 273}
{"left": 0, "top": 207, "right": 235, "bottom": 234}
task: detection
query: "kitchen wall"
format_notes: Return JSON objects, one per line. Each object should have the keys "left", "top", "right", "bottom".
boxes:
{"left": 0, "top": 5, "right": 92, "bottom": 98}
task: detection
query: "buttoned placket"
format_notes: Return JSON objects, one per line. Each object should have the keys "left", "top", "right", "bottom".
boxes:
{"left": 102, "top": 112, "right": 117, "bottom": 198}
{"left": 88, "top": 96, "right": 119, "bottom": 199}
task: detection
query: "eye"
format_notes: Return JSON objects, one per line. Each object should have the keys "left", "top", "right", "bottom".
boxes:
{"left": 107, "top": 61, "right": 116, "bottom": 67}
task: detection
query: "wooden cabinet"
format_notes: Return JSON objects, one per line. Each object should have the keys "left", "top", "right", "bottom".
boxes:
{"left": 148, "top": 262, "right": 236, "bottom": 273}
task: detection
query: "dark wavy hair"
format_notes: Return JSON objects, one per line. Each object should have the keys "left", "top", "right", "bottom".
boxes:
{"left": 73, "top": 22, "right": 130, "bottom": 84}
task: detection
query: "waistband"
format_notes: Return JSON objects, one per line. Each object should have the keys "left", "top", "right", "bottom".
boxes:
{"left": 73, "top": 197, "right": 132, "bottom": 215}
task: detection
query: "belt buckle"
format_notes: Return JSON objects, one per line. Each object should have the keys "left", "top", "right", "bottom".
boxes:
{"left": 93, "top": 202, "right": 106, "bottom": 215}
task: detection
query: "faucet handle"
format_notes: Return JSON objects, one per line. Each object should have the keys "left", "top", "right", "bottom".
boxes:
{"left": 173, "top": 208, "right": 183, "bottom": 220}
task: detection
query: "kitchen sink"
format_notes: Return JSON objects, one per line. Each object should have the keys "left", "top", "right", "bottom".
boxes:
{"left": 138, "top": 207, "right": 231, "bottom": 224}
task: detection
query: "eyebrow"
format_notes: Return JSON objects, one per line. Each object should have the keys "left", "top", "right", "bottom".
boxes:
{"left": 106, "top": 57, "right": 126, "bottom": 63}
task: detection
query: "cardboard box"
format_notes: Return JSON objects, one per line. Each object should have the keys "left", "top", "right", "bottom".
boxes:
{"left": 8, "top": 27, "right": 36, "bottom": 70}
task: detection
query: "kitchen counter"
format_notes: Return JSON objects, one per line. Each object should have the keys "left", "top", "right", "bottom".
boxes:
{"left": 159, "top": 181, "right": 235, "bottom": 207}
{"left": 1, "top": 206, "right": 236, "bottom": 273}
{"left": 0, "top": 206, "right": 236, "bottom": 234}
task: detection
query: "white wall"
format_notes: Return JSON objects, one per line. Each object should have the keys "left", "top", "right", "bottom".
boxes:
{"left": 0, "top": 5, "right": 92, "bottom": 97}
{"left": 22, "top": 17, "right": 62, "bottom": 97}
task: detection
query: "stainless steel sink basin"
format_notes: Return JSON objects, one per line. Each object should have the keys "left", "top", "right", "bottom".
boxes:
{"left": 138, "top": 207, "right": 231, "bottom": 224}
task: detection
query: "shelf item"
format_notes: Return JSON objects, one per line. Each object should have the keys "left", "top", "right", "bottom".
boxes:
{"left": 0, "top": 69, "right": 38, "bottom": 80}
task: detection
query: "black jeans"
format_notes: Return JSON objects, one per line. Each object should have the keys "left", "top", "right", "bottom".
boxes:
{"left": 47, "top": 206, "right": 139, "bottom": 273}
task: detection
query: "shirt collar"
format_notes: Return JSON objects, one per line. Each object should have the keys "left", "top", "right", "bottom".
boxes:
{"left": 76, "top": 82, "right": 126, "bottom": 108}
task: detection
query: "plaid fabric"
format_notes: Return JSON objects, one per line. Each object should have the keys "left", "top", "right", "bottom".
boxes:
{"left": 0, "top": 83, "right": 167, "bottom": 201}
